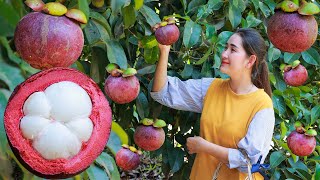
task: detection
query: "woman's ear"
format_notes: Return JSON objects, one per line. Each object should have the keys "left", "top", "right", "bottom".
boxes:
{"left": 246, "top": 55, "right": 257, "bottom": 69}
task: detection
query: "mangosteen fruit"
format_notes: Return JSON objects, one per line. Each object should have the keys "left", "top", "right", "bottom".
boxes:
{"left": 267, "top": 10, "right": 318, "bottom": 53}
{"left": 134, "top": 119, "right": 166, "bottom": 151}
{"left": 283, "top": 61, "right": 308, "bottom": 86}
{"left": 4, "top": 68, "right": 112, "bottom": 178}
{"left": 14, "top": 1, "right": 86, "bottom": 70}
{"left": 154, "top": 18, "right": 180, "bottom": 45}
{"left": 115, "top": 145, "right": 142, "bottom": 171}
{"left": 104, "top": 64, "right": 140, "bottom": 104}
{"left": 287, "top": 128, "right": 316, "bottom": 157}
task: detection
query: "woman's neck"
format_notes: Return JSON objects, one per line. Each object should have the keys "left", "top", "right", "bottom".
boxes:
{"left": 229, "top": 76, "right": 256, "bottom": 94}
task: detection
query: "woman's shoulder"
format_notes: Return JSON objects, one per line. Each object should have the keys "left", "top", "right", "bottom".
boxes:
{"left": 254, "top": 90, "right": 273, "bottom": 108}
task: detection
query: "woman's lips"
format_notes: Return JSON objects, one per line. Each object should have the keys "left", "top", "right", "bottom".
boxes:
{"left": 221, "top": 61, "right": 229, "bottom": 65}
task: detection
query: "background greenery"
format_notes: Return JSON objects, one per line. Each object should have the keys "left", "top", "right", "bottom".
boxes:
{"left": 0, "top": 0, "right": 319, "bottom": 179}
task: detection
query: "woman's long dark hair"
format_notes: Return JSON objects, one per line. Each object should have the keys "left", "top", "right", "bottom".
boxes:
{"left": 235, "top": 28, "right": 272, "bottom": 97}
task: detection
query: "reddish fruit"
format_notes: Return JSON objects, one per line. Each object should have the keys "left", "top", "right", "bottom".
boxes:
{"left": 4, "top": 68, "right": 112, "bottom": 178}
{"left": 104, "top": 75, "right": 140, "bottom": 104}
{"left": 287, "top": 130, "right": 316, "bottom": 156}
{"left": 14, "top": 12, "right": 84, "bottom": 69}
{"left": 115, "top": 147, "right": 141, "bottom": 171}
{"left": 155, "top": 24, "right": 180, "bottom": 45}
{"left": 267, "top": 11, "right": 317, "bottom": 53}
{"left": 284, "top": 64, "right": 308, "bottom": 86}
{"left": 134, "top": 125, "right": 165, "bottom": 151}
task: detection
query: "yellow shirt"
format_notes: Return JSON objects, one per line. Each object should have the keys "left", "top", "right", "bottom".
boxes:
{"left": 190, "top": 78, "right": 273, "bottom": 180}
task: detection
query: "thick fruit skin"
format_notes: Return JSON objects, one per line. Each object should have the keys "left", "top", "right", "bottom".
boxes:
{"left": 104, "top": 75, "right": 140, "bottom": 104}
{"left": 115, "top": 148, "right": 140, "bottom": 171}
{"left": 14, "top": 12, "right": 84, "bottom": 69}
{"left": 4, "top": 68, "right": 112, "bottom": 178}
{"left": 287, "top": 130, "right": 316, "bottom": 156}
{"left": 267, "top": 11, "right": 317, "bottom": 53}
{"left": 134, "top": 125, "right": 165, "bottom": 151}
{"left": 155, "top": 24, "right": 180, "bottom": 45}
{"left": 284, "top": 64, "right": 308, "bottom": 86}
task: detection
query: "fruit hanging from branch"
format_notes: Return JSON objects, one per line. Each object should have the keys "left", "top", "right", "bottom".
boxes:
{"left": 287, "top": 121, "right": 317, "bottom": 156}
{"left": 134, "top": 118, "right": 166, "bottom": 151}
{"left": 104, "top": 64, "right": 140, "bottom": 104}
{"left": 153, "top": 17, "right": 180, "bottom": 45}
{"left": 4, "top": 68, "right": 112, "bottom": 178}
{"left": 267, "top": 0, "right": 319, "bottom": 53}
{"left": 14, "top": 0, "right": 87, "bottom": 70}
{"left": 281, "top": 60, "right": 308, "bottom": 86}
{"left": 115, "top": 144, "right": 142, "bottom": 171}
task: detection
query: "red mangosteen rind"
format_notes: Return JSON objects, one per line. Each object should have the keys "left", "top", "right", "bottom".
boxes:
{"left": 14, "top": 12, "right": 84, "bottom": 70}
{"left": 104, "top": 75, "right": 140, "bottom": 104}
{"left": 155, "top": 24, "right": 180, "bottom": 45}
{"left": 267, "top": 10, "right": 317, "bottom": 53}
{"left": 115, "top": 147, "right": 141, "bottom": 171}
{"left": 287, "top": 130, "right": 316, "bottom": 156}
{"left": 134, "top": 125, "right": 165, "bottom": 151}
{"left": 283, "top": 64, "right": 308, "bottom": 86}
{"left": 4, "top": 67, "right": 112, "bottom": 178}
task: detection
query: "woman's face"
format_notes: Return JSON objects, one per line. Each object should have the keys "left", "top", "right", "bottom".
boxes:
{"left": 220, "top": 34, "right": 251, "bottom": 77}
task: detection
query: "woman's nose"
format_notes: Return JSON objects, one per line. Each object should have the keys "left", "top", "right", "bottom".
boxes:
{"left": 221, "top": 50, "right": 228, "bottom": 59}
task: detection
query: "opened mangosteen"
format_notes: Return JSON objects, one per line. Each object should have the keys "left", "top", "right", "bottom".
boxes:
{"left": 4, "top": 68, "right": 112, "bottom": 178}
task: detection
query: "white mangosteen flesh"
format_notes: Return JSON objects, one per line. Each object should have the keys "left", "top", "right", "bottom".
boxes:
{"left": 20, "top": 81, "right": 93, "bottom": 160}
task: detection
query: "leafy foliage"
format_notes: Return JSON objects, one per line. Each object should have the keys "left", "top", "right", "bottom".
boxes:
{"left": 0, "top": 0, "right": 319, "bottom": 179}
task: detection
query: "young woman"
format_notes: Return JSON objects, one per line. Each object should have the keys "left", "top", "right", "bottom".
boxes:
{"left": 150, "top": 28, "right": 275, "bottom": 180}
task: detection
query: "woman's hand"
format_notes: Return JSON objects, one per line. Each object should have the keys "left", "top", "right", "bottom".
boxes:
{"left": 186, "top": 136, "right": 206, "bottom": 154}
{"left": 158, "top": 44, "right": 171, "bottom": 54}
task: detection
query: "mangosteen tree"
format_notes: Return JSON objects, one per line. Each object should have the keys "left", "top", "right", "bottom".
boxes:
{"left": 0, "top": 0, "right": 319, "bottom": 179}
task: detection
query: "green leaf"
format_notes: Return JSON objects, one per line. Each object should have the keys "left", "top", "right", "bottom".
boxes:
{"left": 136, "top": 92, "right": 149, "bottom": 119}
{"left": 273, "top": 71, "right": 287, "bottom": 92}
{"left": 84, "top": 19, "right": 111, "bottom": 45}
{"left": 165, "top": 141, "right": 184, "bottom": 173}
{"left": 106, "top": 131, "right": 122, "bottom": 155}
{"left": 259, "top": 2, "right": 271, "bottom": 17}
{"left": 105, "top": 40, "right": 128, "bottom": 69}
{"left": 78, "top": 0, "right": 89, "bottom": 23}
{"left": 89, "top": 11, "right": 113, "bottom": 38}
{"left": 272, "top": 95, "right": 286, "bottom": 116}
{"left": 139, "top": 5, "right": 161, "bottom": 26}
{"left": 208, "top": 0, "right": 223, "bottom": 10}
{"left": 315, "top": 163, "right": 320, "bottom": 180}
{"left": 183, "top": 20, "right": 202, "bottom": 49}
{"left": 0, "top": 62, "right": 25, "bottom": 91}
{"left": 288, "top": 158, "right": 309, "bottom": 172}
{"left": 134, "top": 0, "right": 144, "bottom": 10}
{"left": 89, "top": 47, "right": 108, "bottom": 84}
{"left": 180, "top": 64, "right": 193, "bottom": 79}
{"left": 217, "top": 31, "right": 233, "bottom": 46}
{"left": 195, "top": 47, "right": 212, "bottom": 65}
{"left": 301, "top": 48, "right": 320, "bottom": 66}
{"left": 270, "top": 151, "right": 286, "bottom": 168}
{"left": 280, "top": 121, "right": 287, "bottom": 140}
{"left": 0, "top": 91, "right": 7, "bottom": 154}
{"left": 137, "top": 65, "right": 156, "bottom": 75}
{"left": 95, "top": 152, "right": 120, "bottom": 179}
{"left": 140, "top": 35, "right": 158, "bottom": 49}
{"left": 144, "top": 46, "right": 159, "bottom": 64}
{"left": 228, "top": 4, "right": 242, "bottom": 29}
{"left": 122, "top": 4, "right": 136, "bottom": 29}
{"left": 244, "top": 13, "right": 262, "bottom": 28}
{"left": 111, "top": 121, "right": 129, "bottom": 145}
{"left": 268, "top": 46, "right": 281, "bottom": 62}
{"left": 0, "top": 2, "right": 20, "bottom": 36}
{"left": 111, "top": 0, "right": 131, "bottom": 14}
{"left": 284, "top": 53, "right": 301, "bottom": 64}
{"left": 311, "top": 106, "right": 320, "bottom": 125}
{"left": 187, "top": 0, "right": 206, "bottom": 12}
{"left": 0, "top": 37, "right": 23, "bottom": 65}
{"left": 86, "top": 164, "right": 109, "bottom": 180}
{"left": 205, "top": 24, "right": 216, "bottom": 40}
